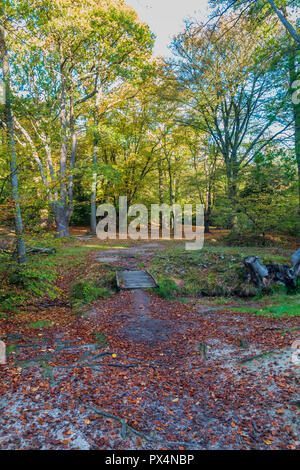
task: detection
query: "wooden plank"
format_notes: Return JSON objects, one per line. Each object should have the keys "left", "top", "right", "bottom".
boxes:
{"left": 117, "top": 270, "right": 158, "bottom": 290}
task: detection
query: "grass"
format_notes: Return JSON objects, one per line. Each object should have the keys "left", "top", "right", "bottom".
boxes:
{"left": 230, "top": 292, "right": 300, "bottom": 318}
{"left": 156, "top": 279, "right": 179, "bottom": 300}
{"left": 149, "top": 246, "right": 269, "bottom": 298}
{"left": 0, "top": 232, "right": 298, "bottom": 319}
{"left": 71, "top": 281, "right": 112, "bottom": 305}
{"left": 148, "top": 245, "right": 299, "bottom": 316}
{"left": 0, "top": 231, "right": 126, "bottom": 323}
{"left": 0, "top": 235, "right": 109, "bottom": 314}
{"left": 28, "top": 320, "right": 55, "bottom": 329}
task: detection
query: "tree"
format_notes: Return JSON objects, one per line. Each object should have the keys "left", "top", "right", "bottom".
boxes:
{"left": 210, "top": 1, "right": 300, "bottom": 223}
{"left": 237, "top": 149, "right": 298, "bottom": 240}
{"left": 172, "top": 17, "right": 293, "bottom": 227}
{"left": 9, "top": 0, "right": 153, "bottom": 237}
{"left": 185, "top": 133, "right": 221, "bottom": 233}
{"left": 288, "top": 41, "right": 300, "bottom": 218}
{"left": 209, "top": 0, "right": 300, "bottom": 44}
{"left": 0, "top": 18, "right": 26, "bottom": 263}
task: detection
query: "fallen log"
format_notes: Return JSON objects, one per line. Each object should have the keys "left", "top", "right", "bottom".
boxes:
{"left": 292, "top": 248, "right": 300, "bottom": 278}
{"left": 244, "top": 256, "right": 269, "bottom": 288}
{"left": 244, "top": 248, "right": 300, "bottom": 291}
{"left": 26, "top": 246, "right": 56, "bottom": 255}
{"left": 0, "top": 246, "right": 56, "bottom": 256}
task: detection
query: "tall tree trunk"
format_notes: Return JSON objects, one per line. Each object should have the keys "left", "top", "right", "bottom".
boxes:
{"left": 56, "top": 44, "right": 71, "bottom": 238}
{"left": 51, "top": 202, "right": 71, "bottom": 238}
{"left": 90, "top": 130, "right": 99, "bottom": 235}
{"left": 204, "top": 155, "right": 211, "bottom": 233}
{"left": 289, "top": 46, "right": 300, "bottom": 223}
{"left": 90, "top": 92, "right": 101, "bottom": 235}
{"left": 167, "top": 157, "right": 173, "bottom": 206}
{"left": 167, "top": 156, "right": 175, "bottom": 230}
{"left": 158, "top": 158, "right": 163, "bottom": 230}
{"left": 0, "top": 25, "right": 26, "bottom": 263}
{"left": 69, "top": 75, "right": 76, "bottom": 227}
{"left": 226, "top": 161, "right": 239, "bottom": 230}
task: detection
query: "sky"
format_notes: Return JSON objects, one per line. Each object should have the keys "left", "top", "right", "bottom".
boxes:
{"left": 125, "top": 0, "right": 210, "bottom": 57}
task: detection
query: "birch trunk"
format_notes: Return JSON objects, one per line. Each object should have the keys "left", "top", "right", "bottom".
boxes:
{"left": 0, "top": 25, "right": 26, "bottom": 263}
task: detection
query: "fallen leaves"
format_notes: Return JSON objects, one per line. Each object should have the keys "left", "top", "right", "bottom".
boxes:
{"left": 0, "top": 247, "right": 299, "bottom": 451}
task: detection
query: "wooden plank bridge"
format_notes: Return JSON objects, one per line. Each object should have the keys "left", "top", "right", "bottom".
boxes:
{"left": 116, "top": 270, "right": 158, "bottom": 290}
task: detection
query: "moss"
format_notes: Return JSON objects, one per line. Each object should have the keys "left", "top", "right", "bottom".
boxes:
{"left": 29, "top": 320, "right": 54, "bottom": 329}
{"left": 70, "top": 281, "right": 111, "bottom": 304}
{"left": 91, "top": 331, "right": 109, "bottom": 348}
{"left": 149, "top": 246, "right": 296, "bottom": 300}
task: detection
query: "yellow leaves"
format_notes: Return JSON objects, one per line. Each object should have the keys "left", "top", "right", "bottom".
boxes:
{"left": 112, "top": 353, "right": 117, "bottom": 358}
{"left": 263, "top": 439, "right": 272, "bottom": 445}
{"left": 84, "top": 419, "right": 90, "bottom": 425}
{"left": 172, "top": 398, "right": 179, "bottom": 403}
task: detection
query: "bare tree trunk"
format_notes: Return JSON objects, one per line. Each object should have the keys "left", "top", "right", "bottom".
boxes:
{"left": 56, "top": 44, "right": 71, "bottom": 238}
{"left": 90, "top": 92, "right": 101, "bottom": 235}
{"left": 167, "top": 157, "right": 173, "bottom": 206}
{"left": 204, "top": 155, "right": 211, "bottom": 233}
{"left": 226, "top": 164, "right": 239, "bottom": 230}
{"left": 52, "top": 202, "right": 71, "bottom": 238}
{"left": 69, "top": 75, "right": 76, "bottom": 227}
{"left": 167, "top": 156, "right": 175, "bottom": 229}
{"left": 0, "top": 25, "right": 26, "bottom": 263}
{"left": 268, "top": 0, "right": 300, "bottom": 44}
{"left": 289, "top": 46, "right": 300, "bottom": 223}
{"left": 90, "top": 130, "right": 99, "bottom": 235}
{"left": 158, "top": 158, "right": 163, "bottom": 230}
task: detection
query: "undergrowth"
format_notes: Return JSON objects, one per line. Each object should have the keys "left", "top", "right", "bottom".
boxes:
{"left": 149, "top": 246, "right": 300, "bottom": 316}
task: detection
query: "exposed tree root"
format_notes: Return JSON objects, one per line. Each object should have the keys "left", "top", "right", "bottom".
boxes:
{"left": 82, "top": 403, "right": 195, "bottom": 448}
{"left": 240, "top": 350, "right": 276, "bottom": 364}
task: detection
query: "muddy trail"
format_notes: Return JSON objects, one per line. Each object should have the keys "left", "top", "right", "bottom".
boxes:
{"left": 0, "top": 243, "right": 299, "bottom": 450}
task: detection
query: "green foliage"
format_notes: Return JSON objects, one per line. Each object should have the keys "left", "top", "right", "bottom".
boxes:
{"left": 92, "top": 331, "right": 109, "bottom": 348}
{"left": 7, "top": 261, "right": 57, "bottom": 297}
{"left": 29, "top": 320, "right": 54, "bottom": 329}
{"left": 156, "top": 279, "right": 179, "bottom": 300}
{"left": 71, "top": 281, "right": 111, "bottom": 304}
{"left": 236, "top": 159, "right": 300, "bottom": 239}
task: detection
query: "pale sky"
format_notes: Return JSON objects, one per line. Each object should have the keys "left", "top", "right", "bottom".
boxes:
{"left": 125, "top": 0, "right": 210, "bottom": 57}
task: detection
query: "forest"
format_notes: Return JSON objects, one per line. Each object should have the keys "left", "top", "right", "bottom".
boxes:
{"left": 0, "top": 0, "right": 299, "bottom": 452}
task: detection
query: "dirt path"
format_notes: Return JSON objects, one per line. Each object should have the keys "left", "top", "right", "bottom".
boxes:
{"left": 0, "top": 242, "right": 299, "bottom": 450}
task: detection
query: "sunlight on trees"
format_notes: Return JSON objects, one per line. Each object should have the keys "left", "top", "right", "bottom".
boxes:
{"left": 0, "top": 0, "right": 299, "bottom": 256}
